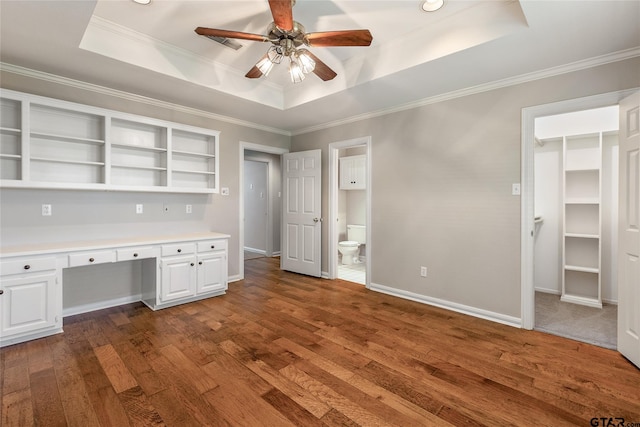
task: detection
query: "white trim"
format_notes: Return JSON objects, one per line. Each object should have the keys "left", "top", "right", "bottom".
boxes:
{"left": 0, "top": 62, "right": 291, "bottom": 137}
{"left": 239, "top": 142, "right": 289, "bottom": 281}
{"left": 244, "top": 247, "right": 267, "bottom": 255}
{"left": 370, "top": 282, "right": 521, "bottom": 328}
{"left": 244, "top": 156, "right": 272, "bottom": 257}
{"left": 62, "top": 294, "right": 142, "bottom": 317}
{"left": 293, "top": 48, "right": 640, "bottom": 136}
{"left": 328, "top": 136, "right": 372, "bottom": 288}
{"left": 520, "top": 88, "right": 638, "bottom": 329}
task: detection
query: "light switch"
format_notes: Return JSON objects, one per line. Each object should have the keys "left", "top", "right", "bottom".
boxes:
{"left": 512, "top": 183, "right": 521, "bottom": 196}
{"left": 136, "top": 204, "right": 143, "bottom": 214}
{"left": 42, "top": 204, "right": 52, "bottom": 216}
{"left": 221, "top": 187, "right": 230, "bottom": 196}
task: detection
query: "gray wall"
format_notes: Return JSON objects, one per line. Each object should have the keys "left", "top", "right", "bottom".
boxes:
{"left": 291, "top": 57, "right": 640, "bottom": 319}
{"left": 0, "top": 70, "right": 291, "bottom": 282}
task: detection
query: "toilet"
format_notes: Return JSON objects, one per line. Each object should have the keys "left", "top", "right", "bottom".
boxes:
{"left": 338, "top": 224, "right": 366, "bottom": 265}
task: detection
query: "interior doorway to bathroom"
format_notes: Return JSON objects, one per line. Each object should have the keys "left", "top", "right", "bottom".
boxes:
{"left": 532, "top": 105, "right": 619, "bottom": 349}
{"left": 328, "top": 137, "right": 372, "bottom": 287}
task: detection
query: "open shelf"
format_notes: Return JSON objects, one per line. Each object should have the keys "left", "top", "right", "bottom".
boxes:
{"left": 0, "top": 90, "right": 220, "bottom": 193}
{"left": 562, "top": 131, "right": 602, "bottom": 308}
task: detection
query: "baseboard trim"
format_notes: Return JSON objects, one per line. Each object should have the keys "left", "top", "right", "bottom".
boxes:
{"left": 228, "top": 274, "right": 242, "bottom": 283}
{"left": 63, "top": 294, "right": 142, "bottom": 317}
{"left": 535, "top": 287, "right": 560, "bottom": 295}
{"left": 244, "top": 247, "right": 266, "bottom": 255}
{"left": 370, "top": 282, "right": 522, "bottom": 328}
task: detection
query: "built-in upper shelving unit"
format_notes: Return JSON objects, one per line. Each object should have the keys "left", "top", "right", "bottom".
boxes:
{"left": 0, "top": 89, "right": 220, "bottom": 193}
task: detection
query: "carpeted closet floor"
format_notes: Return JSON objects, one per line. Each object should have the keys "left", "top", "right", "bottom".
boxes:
{"left": 534, "top": 292, "right": 617, "bottom": 349}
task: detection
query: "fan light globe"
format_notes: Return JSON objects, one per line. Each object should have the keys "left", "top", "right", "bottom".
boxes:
{"left": 289, "top": 59, "right": 306, "bottom": 83}
{"left": 296, "top": 49, "right": 316, "bottom": 74}
{"left": 256, "top": 56, "right": 274, "bottom": 76}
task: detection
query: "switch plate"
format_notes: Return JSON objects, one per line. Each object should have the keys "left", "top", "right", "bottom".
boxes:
{"left": 42, "top": 204, "right": 52, "bottom": 216}
{"left": 512, "top": 183, "right": 521, "bottom": 196}
{"left": 420, "top": 266, "right": 427, "bottom": 277}
{"left": 136, "top": 204, "right": 143, "bottom": 214}
{"left": 221, "top": 187, "right": 230, "bottom": 196}
{"left": 186, "top": 204, "right": 192, "bottom": 214}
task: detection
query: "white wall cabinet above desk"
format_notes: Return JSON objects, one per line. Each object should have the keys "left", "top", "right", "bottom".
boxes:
{"left": 0, "top": 232, "right": 229, "bottom": 347}
{"left": 0, "top": 89, "right": 220, "bottom": 193}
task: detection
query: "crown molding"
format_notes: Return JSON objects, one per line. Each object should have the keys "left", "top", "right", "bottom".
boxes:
{"left": 291, "top": 47, "right": 640, "bottom": 136}
{"left": 0, "top": 62, "right": 291, "bottom": 136}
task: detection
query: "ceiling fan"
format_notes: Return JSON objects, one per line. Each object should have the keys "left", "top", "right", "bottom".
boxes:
{"left": 195, "top": 0, "right": 373, "bottom": 83}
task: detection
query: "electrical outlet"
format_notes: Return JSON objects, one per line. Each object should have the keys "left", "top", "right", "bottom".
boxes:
{"left": 136, "top": 204, "right": 143, "bottom": 214}
{"left": 186, "top": 204, "right": 192, "bottom": 214}
{"left": 512, "top": 183, "right": 521, "bottom": 196}
{"left": 42, "top": 204, "right": 52, "bottom": 216}
{"left": 420, "top": 266, "right": 427, "bottom": 277}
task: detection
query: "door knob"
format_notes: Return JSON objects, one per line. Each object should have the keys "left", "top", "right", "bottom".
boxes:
{"left": 313, "top": 218, "right": 319, "bottom": 223}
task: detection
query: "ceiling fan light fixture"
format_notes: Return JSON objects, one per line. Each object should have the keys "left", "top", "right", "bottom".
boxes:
{"left": 267, "top": 45, "right": 284, "bottom": 64}
{"left": 289, "top": 58, "right": 306, "bottom": 83}
{"left": 295, "top": 49, "right": 316, "bottom": 74}
{"left": 421, "top": 0, "right": 444, "bottom": 12}
{"left": 256, "top": 56, "right": 274, "bottom": 76}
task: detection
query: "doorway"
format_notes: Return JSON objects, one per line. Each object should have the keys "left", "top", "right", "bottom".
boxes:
{"left": 243, "top": 159, "right": 269, "bottom": 260}
{"left": 328, "top": 136, "right": 372, "bottom": 287}
{"left": 239, "top": 142, "right": 288, "bottom": 281}
{"left": 521, "top": 89, "right": 637, "bottom": 345}
{"left": 532, "top": 106, "right": 619, "bottom": 349}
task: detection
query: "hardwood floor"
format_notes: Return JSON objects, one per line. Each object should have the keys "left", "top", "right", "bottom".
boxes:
{"left": 2, "top": 256, "right": 639, "bottom": 426}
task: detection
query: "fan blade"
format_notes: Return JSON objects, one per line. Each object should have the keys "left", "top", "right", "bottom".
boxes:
{"left": 305, "top": 30, "right": 373, "bottom": 47}
{"left": 305, "top": 51, "right": 337, "bottom": 81}
{"left": 195, "top": 27, "right": 269, "bottom": 43}
{"left": 245, "top": 54, "right": 269, "bottom": 79}
{"left": 268, "top": 0, "right": 294, "bottom": 31}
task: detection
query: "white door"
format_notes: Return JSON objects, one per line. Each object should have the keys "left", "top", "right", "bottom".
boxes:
{"left": 618, "top": 91, "right": 640, "bottom": 368}
{"left": 281, "top": 150, "right": 322, "bottom": 277}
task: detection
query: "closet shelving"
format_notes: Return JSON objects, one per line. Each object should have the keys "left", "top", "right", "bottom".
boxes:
{"left": 0, "top": 89, "right": 220, "bottom": 193}
{"left": 561, "top": 132, "right": 603, "bottom": 308}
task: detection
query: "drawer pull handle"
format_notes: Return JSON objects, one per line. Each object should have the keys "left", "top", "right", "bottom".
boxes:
{"left": 199, "top": 261, "right": 203, "bottom": 265}
{"left": 133, "top": 253, "right": 139, "bottom": 257}
{"left": 0, "top": 290, "right": 3, "bottom": 295}
{"left": 190, "top": 263, "right": 195, "bottom": 267}
{"left": 177, "top": 249, "right": 182, "bottom": 253}
{"left": 211, "top": 245, "right": 215, "bottom": 249}
{"left": 24, "top": 265, "right": 31, "bottom": 270}
{"left": 89, "top": 257, "right": 95, "bottom": 263}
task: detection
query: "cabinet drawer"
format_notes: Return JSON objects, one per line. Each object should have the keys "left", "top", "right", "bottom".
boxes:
{"left": 161, "top": 243, "right": 196, "bottom": 257}
{"left": 117, "top": 246, "right": 155, "bottom": 262}
{"left": 68, "top": 250, "right": 116, "bottom": 267}
{"left": 1, "top": 257, "right": 57, "bottom": 276}
{"left": 197, "top": 240, "right": 227, "bottom": 253}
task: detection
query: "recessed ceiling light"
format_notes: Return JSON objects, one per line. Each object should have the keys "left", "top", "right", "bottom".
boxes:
{"left": 132, "top": 0, "right": 151, "bottom": 5}
{"left": 421, "top": 0, "right": 444, "bottom": 12}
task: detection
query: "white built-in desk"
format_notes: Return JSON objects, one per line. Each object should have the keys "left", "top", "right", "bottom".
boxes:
{"left": 0, "top": 232, "right": 229, "bottom": 347}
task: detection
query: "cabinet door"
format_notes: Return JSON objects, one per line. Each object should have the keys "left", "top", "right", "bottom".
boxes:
{"left": 160, "top": 255, "right": 196, "bottom": 302}
{"left": 1, "top": 272, "right": 59, "bottom": 339}
{"left": 339, "top": 156, "right": 366, "bottom": 190}
{"left": 196, "top": 252, "right": 227, "bottom": 295}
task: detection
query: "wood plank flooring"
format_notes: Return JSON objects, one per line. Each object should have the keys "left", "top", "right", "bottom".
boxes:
{"left": 2, "top": 256, "right": 640, "bottom": 426}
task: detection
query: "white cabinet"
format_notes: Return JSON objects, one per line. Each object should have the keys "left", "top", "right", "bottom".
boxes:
{"left": 0, "top": 89, "right": 220, "bottom": 193}
{"left": 0, "top": 257, "right": 62, "bottom": 344}
{"left": 339, "top": 155, "right": 366, "bottom": 190}
{"left": 1, "top": 233, "right": 229, "bottom": 347}
{"left": 158, "top": 238, "right": 227, "bottom": 306}
{"left": 561, "top": 132, "right": 604, "bottom": 308}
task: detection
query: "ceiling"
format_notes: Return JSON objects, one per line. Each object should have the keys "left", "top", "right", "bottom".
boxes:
{"left": 1, "top": 1, "right": 639, "bottom": 134}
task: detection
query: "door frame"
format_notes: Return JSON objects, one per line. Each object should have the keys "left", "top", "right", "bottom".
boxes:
{"left": 239, "top": 142, "right": 288, "bottom": 281}
{"left": 328, "top": 136, "right": 372, "bottom": 287}
{"left": 520, "top": 88, "right": 638, "bottom": 329}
